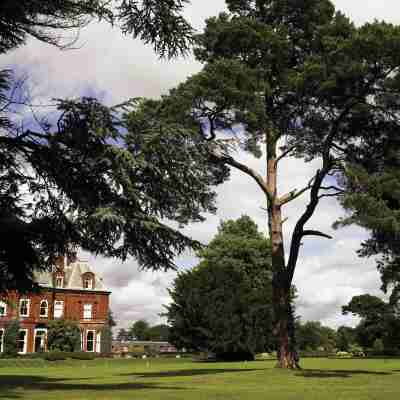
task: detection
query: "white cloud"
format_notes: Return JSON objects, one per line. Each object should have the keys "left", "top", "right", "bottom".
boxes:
{"left": 1, "top": 0, "right": 397, "bottom": 331}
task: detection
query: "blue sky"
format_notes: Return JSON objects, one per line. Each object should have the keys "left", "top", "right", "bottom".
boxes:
{"left": 1, "top": 0, "right": 399, "bottom": 330}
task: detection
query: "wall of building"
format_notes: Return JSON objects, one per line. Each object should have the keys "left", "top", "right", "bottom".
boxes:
{"left": 0, "top": 289, "right": 110, "bottom": 354}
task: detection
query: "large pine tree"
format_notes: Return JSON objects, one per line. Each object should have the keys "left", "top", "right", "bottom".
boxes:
{"left": 138, "top": 0, "right": 400, "bottom": 367}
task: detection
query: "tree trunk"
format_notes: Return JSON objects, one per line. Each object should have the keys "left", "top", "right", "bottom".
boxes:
{"left": 272, "top": 280, "right": 296, "bottom": 368}
{"left": 266, "top": 136, "right": 298, "bottom": 369}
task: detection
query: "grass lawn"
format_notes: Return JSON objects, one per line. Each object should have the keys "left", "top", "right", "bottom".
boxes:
{"left": 0, "top": 357, "right": 399, "bottom": 400}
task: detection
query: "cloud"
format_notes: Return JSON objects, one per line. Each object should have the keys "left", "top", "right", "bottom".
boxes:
{"left": 1, "top": 0, "right": 396, "bottom": 331}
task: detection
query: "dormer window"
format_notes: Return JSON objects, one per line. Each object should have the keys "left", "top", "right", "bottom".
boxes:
{"left": 83, "top": 278, "right": 93, "bottom": 289}
{"left": 82, "top": 272, "right": 95, "bottom": 290}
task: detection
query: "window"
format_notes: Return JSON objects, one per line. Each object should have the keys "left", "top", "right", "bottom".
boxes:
{"left": 0, "top": 329, "right": 4, "bottom": 353}
{"left": 34, "top": 329, "right": 47, "bottom": 353}
{"left": 54, "top": 301, "right": 64, "bottom": 319}
{"left": 17, "top": 329, "right": 28, "bottom": 354}
{"left": 86, "top": 330, "right": 95, "bottom": 352}
{"left": 96, "top": 332, "right": 101, "bottom": 353}
{"left": 83, "top": 278, "right": 93, "bottom": 289}
{"left": 19, "top": 299, "right": 30, "bottom": 317}
{"left": 39, "top": 300, "right": 48, "bottom": 318}
{"left": 0, "top": 301, "right": 6, "bottom": 317}
{"left": 83, "top": 304, "right": 92, "bottom": 320}
{"left": 55, "top": 276, "right": 63, "bottom": 288}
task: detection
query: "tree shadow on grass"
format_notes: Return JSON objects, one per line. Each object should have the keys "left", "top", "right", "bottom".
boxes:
{"left": 0, "top": 375, "right": 185, "bottom": 399}
{"left": 119, "top": 368, "right": 264, "bottom": 379}
{"left": 296, "top": 369, "right": 392, "bottom": 379}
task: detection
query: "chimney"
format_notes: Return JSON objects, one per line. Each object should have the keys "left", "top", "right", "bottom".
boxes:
{"left": 55, "top": 256, "right": 65, "bottom": 271}
{"left": 67, "top": 248, "right": 78, "bottom": 265}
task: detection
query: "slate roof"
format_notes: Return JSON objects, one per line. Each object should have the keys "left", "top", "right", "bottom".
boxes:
{"left": 34, "top": 259, "right": 108, "bottom": 292}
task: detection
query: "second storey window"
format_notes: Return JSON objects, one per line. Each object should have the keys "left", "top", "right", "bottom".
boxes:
{"left": 0, "top": 301, "right": 6, "bottom": 317}
{"left": 54, "top": 301, "right": 64, "bottom": 319}
{"left": 39, "top": 300, "right": 48, "bottom": 318}
{"left": 83, "top": 304, "right": 92, "bottom": 320}
{"left": 19, "top": 299, "right": 30, "bottom": 317}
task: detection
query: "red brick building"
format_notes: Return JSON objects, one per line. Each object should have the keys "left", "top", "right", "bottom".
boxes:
{"left": 0, "top": 256, "right": 111, "bottom": 354}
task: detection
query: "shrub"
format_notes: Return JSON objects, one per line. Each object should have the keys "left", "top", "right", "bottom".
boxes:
{"left": 100, "top": 326, "right": 112, "bottom": 353}
{"left": 47, "top": 320, "right": 81, "bottom": 352}
{"left": 45, "top": 352, "right": 67, "bottom": 361}
{"left": 299, "top": 350, "right": 333, "bottom": 358}
{"left": 373, "top": 338, "right": 384, "bottom": 353}
{"left": 70, "top": 352, "right": 96, "bottom": 360}
{"left": 3, "top": 320, "right": 20, "bottom": 357}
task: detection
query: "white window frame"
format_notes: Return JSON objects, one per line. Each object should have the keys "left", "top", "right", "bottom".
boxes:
{"left": 17, "top": 329, "right": 28, "bottom": 354}
{"left": 83, "top": 304, "right": 92, "bottom": 320}
{"left": 0, "top": 301, "right": 7, "bottom": 317}
{"left": 96, "top": 331, "right": 101, "bottom": 353}
{"left": 54, "top": 300, "right": 64, "bottom": 319}
{"left": 39, "top": 300, "right": 48, "bottom": 318}
{"left": 83, "top": 278, "right": 93, "bottom": 289}
{"left": 19, "top": 299, "right": 30, "bottom": 317}
{"left": 86, "top": 330, "right": 95, "bottom": 352}
{"left": 34, "top": 328, "right": 47, "bottom": 353}
{"left": 0, "top": 328, "right": 4, "bottom": 353}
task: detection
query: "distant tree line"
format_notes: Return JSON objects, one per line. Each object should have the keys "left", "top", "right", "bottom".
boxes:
{"left": 116, "top": 320, "right": 170, "bottom": 342}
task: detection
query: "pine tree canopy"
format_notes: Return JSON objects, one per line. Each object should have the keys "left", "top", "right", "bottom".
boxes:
{"left": 143, "top": 0, "right": 400, "bottom": 367}
{"left": 0, "top": 0, "right": 193, "bottom": 57}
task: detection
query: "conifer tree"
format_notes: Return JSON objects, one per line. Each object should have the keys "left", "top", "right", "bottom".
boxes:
{"left": 145, "top": 0, "right": 400, "bottom": 367}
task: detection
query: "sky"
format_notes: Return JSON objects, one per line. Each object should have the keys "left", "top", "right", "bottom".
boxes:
{"left": 2, "top": 0, "right": 400, "bottom": 331}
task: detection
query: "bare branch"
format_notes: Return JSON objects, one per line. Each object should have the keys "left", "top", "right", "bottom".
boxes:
{"left": 318, "top": 192, "right": 343, "bottom": 199}
{"left": 320, "top": 185, "right": 344, "bottom": 192}
{"left": 302, "top": 230, "right": 333, "bottom": 239}
{"left": 212, "top": 151, "right": 272, "bottom": 202}
{"left": 274, "top": 145, "right": 296, "bottom": 166}
{"left": 278, "top": 175, "right": 315, "bottom": 206}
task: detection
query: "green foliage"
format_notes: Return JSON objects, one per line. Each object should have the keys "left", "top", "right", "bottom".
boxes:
{"left": 2, "top": 320, "right": 19, "bottom": 357}
{"left": 147, "top": 324, "right": 170, "bottom": 341}
{"left": 336, "top": 326, "right": 356, "bottom": 352}
{"left": 166, "top": 216, "right": 274, "bottom": 360}
{"left": 100, "top": 326, "right": 113, "bottom": 354}
{"left": 129, "top": 320, "right": 150, "bottom": 341}
{"left": 44, "top": 352, "right": 67, "bottom": 361}
{"left": 148, "top": 0, "right": 400, "bottom": 365}
{"left": 373, "top": 338, "right": 384, "bottom": 353}
{"left": 0, "top": 0, "right": 193, "bottom": 57}
{"left": 296, "top": 321, "right": 337, "bottom": 352}
{"left": 116, "top": 328, "right": 130, "bottom": 342}
{"left": 342, "top": 294, "right": 400, "bottom": 351}
{"left": 0, "top": 94, "right": 228, "bottom": 291}
{"left": 47, "top": 320, "right": 81, "bottom": 352}
{"left": 0, "top": 0, "right": 219, "bottom": 291}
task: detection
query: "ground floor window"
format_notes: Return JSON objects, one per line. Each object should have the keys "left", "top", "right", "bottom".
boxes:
{"left": 0, "top": 329, "right": 4, "bottom": 353}
{"left": 34, "top": 328, "right": 47, "bottom": 353}
{"left": 17, "top": 329, "right": 28, "bottom": 354}
{"left": 0, "top": 301, "right": 7, "bottom": 317}
{"left": 86, "top": 330, "right": 95, "bottom": 352}
{"left": 96, "top": 332, "right": 101, "bottom": 353}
